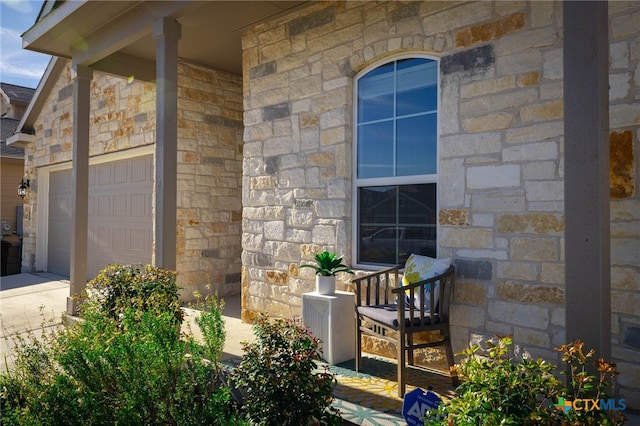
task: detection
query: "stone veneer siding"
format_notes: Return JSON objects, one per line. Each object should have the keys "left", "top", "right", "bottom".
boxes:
{"left": 241, "top": 1, "right": 640, "bottom": 407}
{"left": 22, "top": 60, "right": 243, "bottom": 300}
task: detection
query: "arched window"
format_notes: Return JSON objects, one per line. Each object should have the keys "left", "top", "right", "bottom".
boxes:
{"left": 354, "top": 56, "right": 439, "bottom": 266}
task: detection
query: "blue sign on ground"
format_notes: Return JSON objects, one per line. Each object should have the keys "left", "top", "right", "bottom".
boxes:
{"left": 402, "top": 388, "right": 442, "bottom": 425}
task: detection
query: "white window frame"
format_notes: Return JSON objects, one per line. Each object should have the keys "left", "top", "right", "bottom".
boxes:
{"left": 351, "top": 53, "right": 440, "bottom": 269}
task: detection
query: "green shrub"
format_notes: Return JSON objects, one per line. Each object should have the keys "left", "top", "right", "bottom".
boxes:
{"left": 80, "top": 264, "right": 183, "bottom": 325}
{"left": 426, "top": 335, "right": 625, "bottom": 426}
{"left": 0, "top": 265, "right": 245, "bottom": 425}
{"left": 232, "top": 315, "right": 341, "bottom": 426}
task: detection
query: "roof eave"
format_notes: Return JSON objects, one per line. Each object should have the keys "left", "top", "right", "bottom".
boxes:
{"left": 14, "top": 57, "right": 66, "bottom": 135}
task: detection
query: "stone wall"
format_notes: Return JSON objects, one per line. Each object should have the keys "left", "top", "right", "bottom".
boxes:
{"left": 608, "top": 1, "right": 640, "bottom": 407}
{"left": 242, "top": 1, "right": 640, "bottom": 407}
{"left": 176, "top": 61, "right": 244, "bottom": 299}
{"left": 22, "top": 60, "right": 243, "bottom": 300}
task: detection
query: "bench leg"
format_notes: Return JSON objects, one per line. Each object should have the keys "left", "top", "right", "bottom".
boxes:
{"left": 443, "top": 336, "right": 459, "bottom": 386}
{"left": 355, "top": 318, "right": 362, "bottom": 372}
{"left": 397, "top": 331, "right": 406, "bottom": 398}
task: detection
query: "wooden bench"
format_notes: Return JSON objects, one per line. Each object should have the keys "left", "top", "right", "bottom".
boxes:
{"left": 353, "top": 264, "right": 458, "bottom": 397}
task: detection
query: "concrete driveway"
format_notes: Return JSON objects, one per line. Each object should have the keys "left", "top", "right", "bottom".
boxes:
{"left": 0, "top": 272, "right": 253, "bottom": 371}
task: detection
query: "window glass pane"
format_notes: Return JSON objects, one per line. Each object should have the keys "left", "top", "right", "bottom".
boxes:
{"left": 358, "top": 184, "right": 436, "bottom": 265}
{"left": 396, "top": 58, "right": 438, "bottom": 116}
{"left": 396, "top": 114, "right": 437, "bottom": 176}
{"left": 358, "top": 121, "right": 394, "bottom": 179}
{"left": 358, "top": 62, "right": 394, "bottom": 122}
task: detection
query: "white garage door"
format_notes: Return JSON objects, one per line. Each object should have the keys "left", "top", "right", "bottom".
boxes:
{"left": 48, "top": 155, "right": 153, "bottom": 279}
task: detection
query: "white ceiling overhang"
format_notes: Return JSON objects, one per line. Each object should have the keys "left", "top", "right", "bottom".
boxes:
{"left": 22, "top": 0, "right": 314, "bottom": 79}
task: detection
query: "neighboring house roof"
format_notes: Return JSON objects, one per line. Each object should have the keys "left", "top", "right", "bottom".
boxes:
{"left": 13, "top": 57, "right": 64, "bottom": 136}
{"left": 0, "top": 83, "right": 36, "bottom": 106}
{"left": 1, "top": 117, "right": 25, "bottom": 159}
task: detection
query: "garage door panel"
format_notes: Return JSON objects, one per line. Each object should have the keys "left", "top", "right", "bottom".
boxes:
{"left": 48, "top": 155, "right": 153, "bottom": 279}
{"left": 48, "top": 169, "right": 72, "bottom": 276}
{"left": 114, "top": 162, "right": 128, "bottom": 184}
{"left": 96, "top": 195, "right": 111, "bottom": 216}
{"left": 98, "top": 163, "right": 112, "bottom": 186}
{"left": 111, "top": 228, "right": 128, "bottom": 250}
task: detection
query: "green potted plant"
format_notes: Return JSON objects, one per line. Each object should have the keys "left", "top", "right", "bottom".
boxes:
{"left": 300, "top": 250, "right": 353, "bottom": 294}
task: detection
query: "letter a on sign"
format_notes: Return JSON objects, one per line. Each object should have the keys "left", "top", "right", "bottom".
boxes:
{"left": 402, "top": 388, "right": 442, "bottom": 426}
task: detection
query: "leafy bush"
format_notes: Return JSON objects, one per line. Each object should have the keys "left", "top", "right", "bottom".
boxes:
{"left": 0, "top": 265, "right": 246, "bottom": 425}
{"left": 556, "top": 340, "right": 626, "bottom": 425}
{"left": 232, "top": 315, "right": 341, "bottom": 426}
{"left": 426, "top": 335, "right": 625, "bottom": 426}
{"left": 80, "top": 264, "right": 183, "bottom": 325}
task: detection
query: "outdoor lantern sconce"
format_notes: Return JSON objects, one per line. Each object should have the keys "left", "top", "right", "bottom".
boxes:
{"left": 17, "top": 175, "right": 30, "bottom": 199}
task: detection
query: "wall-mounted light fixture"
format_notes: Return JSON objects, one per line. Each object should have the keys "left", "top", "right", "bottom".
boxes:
{"left": 17, "top": 174, "right": 30, "bottom": 199}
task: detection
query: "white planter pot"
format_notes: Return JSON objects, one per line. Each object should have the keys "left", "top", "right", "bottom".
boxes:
{"left": 315, "top": 275, "right": 336, "bottom": 295}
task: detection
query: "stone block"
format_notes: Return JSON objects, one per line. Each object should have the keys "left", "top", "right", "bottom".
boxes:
{"left": 288, "top": 6, "right": 335, "bottom": 37}
{"left": 612, "top": 291, "right": 640, "bottom": 316}
{"left": 485, "top": 320, "right": 513, "bottom": 336}
{"left": 609, "top": 72, "right": 631, "bottom": 100}
{"left": 523, "top": 161, "right": 556, "bottom": 180}
{"left": 497, "top": 261, "right": 538, "bottom": 281}
{"left": 530, "top": 1, "right": 554, "bottom": 28}
{"left": 617, "top": 361, "right": 640, "bottom": 389}
{"left": 461, "top": 87, "right": 537, "bottom": 116}
{"left": 456, "top": 249, "right": 508, "bottom": 261}
{"left": 462, "top": 112, "right": 514, "bottom": 132}
{"left": 612, "top": 239, "right": 640, "bottom": 266}
{"left": 503, "top": 141, "right": 558, "bottom": 162}
{"left": 521, "top": 100, "right": 563, "bottom": 123}
{"left": 524, "top": 180, "right": 564, "bottom": 201}
{"left": 472, "top": 213, "right": 494, "bottom": 227}
{"left": 542, "top": 49, "right": 563, "bottom": 80}
{"left": 440, "top": 132, "right": 501, "bottom": 157}
{"left": 262, "top": 103, "right": 291, "bottom": 121}
{"left": 438, "top": 161, "right": 465, "bottom": 205}
{"left": 467, "top": 164, "right": 521, "bottom": 189}
{"left": 514, "top": 327, "right": 550, "bottom": 348}
{"left": 496, "top": 212, "right": 563, "bottom": 234}
{"left": 472, "top": 191, "right": 526, "bottom": 212}
{"left": 454, "top": 259, "right": 493, "bottom": 280}
{"left": 439, "top": 209, "right": 469, "bottom": 226}
{"left": 456, "top": 13, "right": 526, "bottom": 48}
{"left": 551, "top": 308, "right": 565, "bottom": 327}
{"left": 612, "top": 267, "right": 640, "bottom": 291}
{"left": 498, "top": 28, "right": 557, "bottom": 56}
{"left": 510, "top": 237, "right": 558, "bottom": 261}
{"left": 460, "top": 75, "right": 516, "bottom": 98}
{"left": 611, "top": 41, "right": 630, "bottom": 70}
{"left": 505, "top": 121, "right": 563, "bottom": 144}
{"left": 488, "top": 300, "right": 549, "bottom": 329}
{"left": 450, "top": 304, "right": 486, "bottom": 328}
{"left": 611, "top": 199, "right": 640, "bottom": 221}
{"left": 623, "top": 326, "right": 640, "bottom": 349}
{"left": 454, "top": 281, "right": 487, "bottom": 305}
{"left": 441, "top": 44, "right": 495, "bottom": 75}
{"left": 518, "top": 71, "right": 540, "bottom": 87}
{"left": 610, "top": 103, "right": 640, "bottom": 128}
{"left": 390, "top": 2, "right": 419, "bottom": 22}
{"left": 540, "top": 263, "right": 564, "bottom": 284}
{"left": 497, "top": 51, "right": 542, "bottom": 74}
{"left": 442, "top": 228, "right": 494, "bottom": 249}
{"left": 610, "top": 130, "right": 635, "bottom": 199}
{"left": 497, "top": 281, "right": 564, "bottom": 304}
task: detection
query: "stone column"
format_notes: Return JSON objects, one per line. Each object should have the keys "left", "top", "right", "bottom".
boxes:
{"left": 563, "top": 1, "right": 611, "bottom": 361}
{"left": 153, "top": 17, "right": 181, "bottom": 270}
{"left": 68, "top": 64, "right": 93, "bottom": 314}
